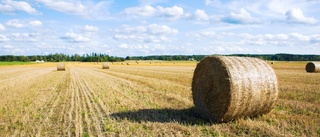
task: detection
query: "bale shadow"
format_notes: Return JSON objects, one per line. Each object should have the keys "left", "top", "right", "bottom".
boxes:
{"left": 110, "top": 107, "right": 212, "bottom": 125}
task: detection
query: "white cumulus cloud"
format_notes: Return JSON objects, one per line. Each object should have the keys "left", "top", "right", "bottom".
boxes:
{"left": 29, "top": 20, "right": 43, "bottom": 27}
{"left": 122, "top": 5, "right": 156, "bottom": 17}
{"left": 0, "top": 23, "right": 5, "bottom": 31}
{"left": 157, "top": 6, "right": 184, "bottom": 19}
{"left": 3, "top": 44, "right": 14, "bottom": 49}
{"left": 6, "top": 19, "right": 24, "bottom": 28}
{"left": 62, "top": 32, "right": 90, "bottom": 43}
{"left": 222, "top": 8, "right": 256, "bottom": 24}
{"left": 0, "top": 0, "right": 37, "bottom": 14}
{"left": 0, "top": 34, "right": 9, "bottom": 42}
{"left": 115, "top": 24, "right": 178, "bottom": 35}
{"left": 122, "top": 5, "right": 184, "bottom": 20}
{"left": 194, "top": 9, "right": 210, "bottom": 21}
{"left": 113, "top": 24, "right": 178, "bottom": 43}
{"left": 118, "top": 43, "right": 129, "bottom": 49}
{"left": 147, "top": 24, "right": 178, "bottom": 35}
{"left": 10, "top": 33, "right": 41, "bottom": 42}
{"left": 35, "top": 0, "right": 110, "bottom": 19}
{"left": 83, "top": 25, "right": 99, "bottom": 32}
{"left": 6, "top": 19, "right": 43, "bottom": 28}
{"left": 36, "top": 0, "right": 85, "bottom": 14}
{"left": 285, "top": 8, "right": 317, "bottom": 24}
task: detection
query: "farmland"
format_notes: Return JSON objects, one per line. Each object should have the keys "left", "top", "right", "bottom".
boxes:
{"left": 0, "top": 61, "right": 319, "bottom": 136}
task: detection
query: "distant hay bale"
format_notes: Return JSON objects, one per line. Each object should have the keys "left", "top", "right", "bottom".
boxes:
{"left": 192, "top": 56, "right": 278, "bottom": 122}
{"left": 305, "top": 62, "right": 320, "bottom": 73}
{"left": 57, "top": 63, "right": 65, "bottom": 71}
{"left": 102, "top": 63, "right": 109, "bottom": 69}
{"left": 126, "top": 62, "right": 130, "bottom": 65}
{"left": 271, "top": 62, "right": 274, "bottom": 64}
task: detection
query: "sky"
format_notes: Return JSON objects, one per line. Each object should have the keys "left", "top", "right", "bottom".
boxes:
{"left": 0, "top": 0, "right": 320, "bottom": 57}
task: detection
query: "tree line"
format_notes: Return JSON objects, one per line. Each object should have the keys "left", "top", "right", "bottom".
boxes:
{"left": 131, "top": 54, "right": 320, "bottom": 61}
{"left": 228, "top": 54, "right": 320, "bottom": 61}
{"left": 0, "top": 53, "right": 319, "bottom": 62}
{"left": 127, "top": 54, "right": 320, "bottom": 61}
{"left": 0, "top": 53, "right": 125, "bottom": 62}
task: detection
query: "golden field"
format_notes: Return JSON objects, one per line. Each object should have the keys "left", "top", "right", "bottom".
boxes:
{"left": 0, "top": 61, "right": 319, "bottom": 136}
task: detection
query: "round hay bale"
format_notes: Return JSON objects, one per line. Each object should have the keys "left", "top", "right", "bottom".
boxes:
{"left": 305, "top": 62, "right": 320, "bottom": 73}
{"left": 102, "top": 63, "right": 109, "bottom": 69}
{"left": 192, "top": 56, "right": 278, "bottom": 122}
{"left": 57, "top": 63, "right": 65, "bottom": 71}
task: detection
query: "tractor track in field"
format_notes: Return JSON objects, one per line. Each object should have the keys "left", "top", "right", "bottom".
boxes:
{"left": 69, "top": 67, "right": 108, "bottom": 136}
{"left": 35, "top": 70, "right": 71, "bottom": 136}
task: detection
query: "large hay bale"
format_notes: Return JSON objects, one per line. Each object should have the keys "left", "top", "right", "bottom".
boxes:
{"left": 102, "top": 63, "right": 109, "bottom": 69}
{"left": 57, "top": 63, "right": 65, "bottom": 71}
{"left": 192, "top": 56, "right": 278, "bottom": 122}
{"left": 305, "top": 62, "right": 320, "bottom": 73}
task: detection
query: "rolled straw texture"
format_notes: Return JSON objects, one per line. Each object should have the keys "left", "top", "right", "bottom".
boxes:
{"left": 57, "top": 63, "right": 65, "bottom": 71}
{"left": 192, "top": 56, "right": 278, "bottom": 122}
{"left": 102, "top": 63, "right": 109, "bottom": 69}
{"left": 305, "top": 62, "right": 320, "bottom": 73}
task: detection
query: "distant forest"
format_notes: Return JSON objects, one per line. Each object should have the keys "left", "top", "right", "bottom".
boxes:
{"left": 0, "top": 53, "right": 319, "bottom": 62}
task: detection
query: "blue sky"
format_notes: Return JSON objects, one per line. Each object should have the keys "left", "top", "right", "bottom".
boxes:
{"left": 0, "top": 0, "right": 320, "bottom": 56}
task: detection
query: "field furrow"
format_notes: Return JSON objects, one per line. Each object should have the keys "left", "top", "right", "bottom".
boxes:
{"left": 76, "top": 69, "right": 104, "bottom": 136}
{"left": 69, "top": 67, "right": 110, "bottom": 136}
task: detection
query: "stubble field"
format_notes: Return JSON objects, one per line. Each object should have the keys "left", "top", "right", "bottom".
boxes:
{"left": 0, "top": 61, "right": 319, "bottom": 136}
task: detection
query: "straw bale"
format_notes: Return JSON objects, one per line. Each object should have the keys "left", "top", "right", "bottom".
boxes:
{"left": 192, "top": 56, "right": 278, "bottom": 122}
{"left": 57, "top": 63, "right": 65, "bottom": 71}
{"left": 102, "top": 63, "right": 109, "bottom": 69}
{"left": 305, "top": 62, "right": 320, "bottom": 73}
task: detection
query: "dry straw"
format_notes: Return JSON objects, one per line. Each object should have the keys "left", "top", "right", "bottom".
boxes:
{"left": 102, "top": 63, "right": 109, "bottom": 69}
{"left": 57, "top": 63, "right": 65, "bottom": 71}
{"left": 192, "top": 56, "right": 278, "bottom": 122}
{"left": 305, "top": 62, "right": 320, "bottom": 73}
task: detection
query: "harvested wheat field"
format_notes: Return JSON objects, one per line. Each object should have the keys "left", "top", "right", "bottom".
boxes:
{"left": 0, "top": 61, "right": 319, "bottom": 136}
